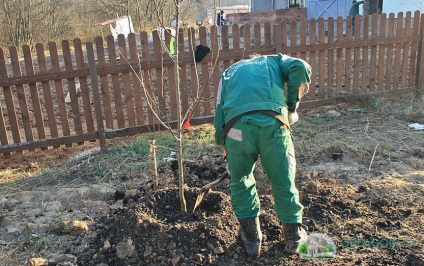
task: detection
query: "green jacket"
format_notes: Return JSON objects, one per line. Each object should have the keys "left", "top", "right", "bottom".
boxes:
{"left": 349, "top": 1, "right": 365, "bottom": 17}
{"left": 214, "top": 54, "right": 312, "bottom": 145}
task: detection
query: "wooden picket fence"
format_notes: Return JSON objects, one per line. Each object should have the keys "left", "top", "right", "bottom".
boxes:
{"left": 0, "top": 11, "right": 423, "bottom": 154}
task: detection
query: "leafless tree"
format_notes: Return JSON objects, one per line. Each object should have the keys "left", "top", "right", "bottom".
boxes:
{"left": 0, "top": 0, "right": 43, "bottom": 46}
{"left": 139, "top": 0, "right": 190, "bottom": 213}
{"left": 0, "top": 0, "right": 87, "bottom": 47}
{"left": 0, "top": 0, "right": 247, "bottom": 48}
{"left": 124, "top": 0, "right": 218, "bottom": 213}
{"left": 40, "top": 0, "right": 75, "bottom": 43}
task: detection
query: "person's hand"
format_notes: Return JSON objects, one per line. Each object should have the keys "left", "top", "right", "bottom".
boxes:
{"left": 288, "top": 111, "right": 299, "bottom": 125}
{"left": 220, "top": 146, "right": 226, "bottom": 158}
{"left": 299, "top": 83, "right": 310, "bottom": 99}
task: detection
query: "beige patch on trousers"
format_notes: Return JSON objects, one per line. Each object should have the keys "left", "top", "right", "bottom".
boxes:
{"left": 227, "top": 128, "right": 243, "bottom": 141}
{"left": 287, "top": 149, "right": 296, "bottom": 174}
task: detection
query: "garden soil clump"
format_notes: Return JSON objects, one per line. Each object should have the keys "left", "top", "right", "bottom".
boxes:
{"left": 1, "top": 99, "right": 423, "bottom": 266}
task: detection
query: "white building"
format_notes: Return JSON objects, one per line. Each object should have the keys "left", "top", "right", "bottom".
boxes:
{"left": 207, "top": 5, "right": 250, "bottom": 25}
{"left": 250, "top": 0, "right": 423, "bottom": 19}
{"left": 381, "top": 0, "right": 423, "bottom": 17}
{"left": 250, "top": 0, "right": 306, "bottom": 11}
{"left": 97, "top": 16, "right": 135, "bottom": 40}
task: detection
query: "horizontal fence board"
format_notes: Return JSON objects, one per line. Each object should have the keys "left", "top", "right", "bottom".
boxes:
{"left": 0, "top": 69, "right": 89, "bottom": 88}
{"left": 0, "top": 132, "right": 99, "bottom": 153}
{"left": 104, "top": 116, "right": 214, "bottom": 139}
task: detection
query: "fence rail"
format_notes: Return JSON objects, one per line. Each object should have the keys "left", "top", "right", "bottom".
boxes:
{"left": 1, "top": 11, "right": 423, "bottom": 154}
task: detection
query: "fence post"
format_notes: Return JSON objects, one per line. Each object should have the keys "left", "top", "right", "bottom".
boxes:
{"left": 416, "top": 14, "right": 424, "bottom": 97}
{"left": 86, "top": 42, "right": 107, "bottom": 150}
{"left": 273, "top": 24, "right": 282, "bottom": 54}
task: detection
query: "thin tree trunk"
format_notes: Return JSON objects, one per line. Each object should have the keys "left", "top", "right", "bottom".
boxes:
{"left": 175, "top": 0, "right": 187, "bottom": 213}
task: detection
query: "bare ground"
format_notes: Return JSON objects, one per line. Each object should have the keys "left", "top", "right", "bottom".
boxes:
{"left": 0, "top": 97, "right": 423, "bottom": 266}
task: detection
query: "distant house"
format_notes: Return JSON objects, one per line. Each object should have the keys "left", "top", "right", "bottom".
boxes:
{"left": 97, "top": 16, "right": 135, "bottom": 40}
{"left": 250, "top": 0, "right": 423, "bottom": 20}
{"left": 206, "top": 5, "right": 250, "bottom": 25}
{"left": 250, "top": 0, "right": 357, "bottom": 20}
{"left": 223, "top": 0, "right": 422, "bottom": 35}
{"left": 381, "top": 0, "right": 423, "bottom": 17}
{"left": 227, "top": 1, "right": 306, "bottom": 26}
{"left": 306, "top": 0, "right": 358, "bottom": 20}
{"left": 250, "top": 0, "right": 306, "bottom": 11}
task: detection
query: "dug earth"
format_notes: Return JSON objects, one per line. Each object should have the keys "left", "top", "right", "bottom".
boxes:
{"left": 1, "top": 100, "right": 423, "bottom": 266}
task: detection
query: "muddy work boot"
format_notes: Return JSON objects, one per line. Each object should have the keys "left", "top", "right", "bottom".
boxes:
{"left": 283, "top": 223, "right": 307, "bottom": 254}
{"left": 238, "top": 217, "right": 263, "bottom": 258}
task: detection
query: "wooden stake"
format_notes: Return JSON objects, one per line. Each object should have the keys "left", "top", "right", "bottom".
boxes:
{"left": 369, "top": 144, "right": 379, "bottom": 171}
{"left": 150, "top": 139, "right": 158, "bottom": 188}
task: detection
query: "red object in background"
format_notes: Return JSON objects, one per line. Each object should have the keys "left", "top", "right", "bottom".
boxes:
{"left": 183, "top": 115, "right": 192, "bottom": 129}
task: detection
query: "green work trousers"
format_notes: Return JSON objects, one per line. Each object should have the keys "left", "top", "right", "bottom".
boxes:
{"left": 224, "top": 116, "right": 303, "bottom": 224}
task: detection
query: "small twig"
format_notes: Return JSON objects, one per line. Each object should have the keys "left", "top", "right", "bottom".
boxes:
{"left": 155, "top": 145, "right": 174, "bottom": 151}
{"left": 364, "top": 117, "right": 369, "bottom": 133}
{"left": 396, "top": 123, "right": 409, "bottom": 129}
{"left": 0, "top": 241, "right": 24, "bottom": 261}
{"left": 368, "top": 144, "right": 379, "bottom": 171}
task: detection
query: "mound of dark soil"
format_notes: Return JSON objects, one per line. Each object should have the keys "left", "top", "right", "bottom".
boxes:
{"left": 75, "top": 157, "right": 423, "bottom": 266}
